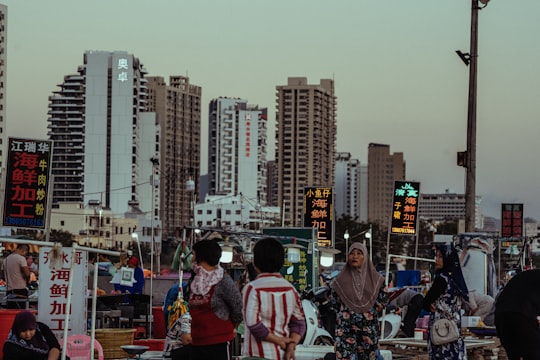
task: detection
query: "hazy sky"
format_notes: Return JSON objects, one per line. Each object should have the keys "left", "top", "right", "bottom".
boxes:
{"left": 3, "top": 0, "right": 540, "bottom": 220}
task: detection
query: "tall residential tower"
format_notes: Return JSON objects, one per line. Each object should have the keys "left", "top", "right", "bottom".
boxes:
{"left": 47, "top": 51, "right": 159, "bottom": 219}
{"left": 367, "top": 143, "right": 405, "bottom": 229}
{"left": 146, "top": 76, "right": 201, "bottom": 238}
{"left": 275, "top": 77, "right": 336, "bottom": 227}
{"left": 0, "top": 4, "right": 6, "bottom": 175}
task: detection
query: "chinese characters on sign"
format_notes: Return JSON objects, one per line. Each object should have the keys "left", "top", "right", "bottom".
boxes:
{"left": 391, "top": 181, "right": 421, "bottom": 235}
{"left": 38, "top": 247, "right": 87, "bottom": 339}
{"left": 303, "top": 187, "right": 333, "bottom": 247}
{"left": 3, "top": 138, "right": 52, "bottom": 229}
{"left": 245, "top": 113, "right": 251, "bottom": 157}
{"left": 501, "top": 203, "right": 523, "bottom": 238}
{"left": 117, "top": 57, "right": 129, "bottom": 82}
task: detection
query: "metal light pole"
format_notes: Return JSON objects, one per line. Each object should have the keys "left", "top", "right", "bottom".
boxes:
{"left": 344, "top": 230, "right": 349, "bottom": 256}
{"left": 366, "top": 224, "right": 373, "bottom": 261}
{"left": 186, "top": 178, "right": 195, "bottom": 243}
{"left": 149, "top": 157, "right": 159, "bottom": 339}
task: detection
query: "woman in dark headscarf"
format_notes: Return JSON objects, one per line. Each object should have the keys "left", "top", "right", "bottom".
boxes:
{"left": 422, "top": 243, "right": 469, "bottom": 359}
{"left": 331, "top": 242, "right": 387, "bottom": 360}
{"left": 2, "top": 311, "right": 63, "bottom": 360}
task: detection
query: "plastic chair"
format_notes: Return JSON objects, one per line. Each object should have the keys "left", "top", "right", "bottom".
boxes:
{"left": 65, "top": 334, "right": 104, "bottom": 360}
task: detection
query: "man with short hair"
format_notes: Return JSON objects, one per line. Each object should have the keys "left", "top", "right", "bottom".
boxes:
{"left": 5, "top": 244, "right": 30, "bottom": 308}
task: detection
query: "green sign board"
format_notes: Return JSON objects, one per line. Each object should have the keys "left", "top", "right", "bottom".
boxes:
{"left": 262, "top": 228, "right": 318, "bottom": 292}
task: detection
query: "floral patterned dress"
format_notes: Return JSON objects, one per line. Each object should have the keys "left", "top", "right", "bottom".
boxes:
{"left": 426, "top": 273, "right": 467, "bottom": 359}
{"left": 332, "top": 285, "right": 388, "bottom": 360}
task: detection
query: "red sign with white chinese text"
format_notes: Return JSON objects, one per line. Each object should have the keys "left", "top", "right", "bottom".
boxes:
{"left": 2, "top": 138, "right": 52, "bottom": 229}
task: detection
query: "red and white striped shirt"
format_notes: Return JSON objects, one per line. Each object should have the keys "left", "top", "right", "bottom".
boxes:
{"left": 242, "top": 273, "right": 306, "bottom": 360}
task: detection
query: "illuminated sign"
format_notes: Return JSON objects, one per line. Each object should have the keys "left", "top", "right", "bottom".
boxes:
{"left": 501, "top": 203, "right": 523, "bottom": 238}
{"left": 117, "top": 57, "right": 129, "bottom": 82}
{"left": 3, "top": 138, "right": 52, "bottom": 229}
{"left": 391, "top": 181, "right": 420, "bottom": 235}
{"left": 245, "top": 113, "right": 251, "bottom": 157}
{"left": 303, "top": 187, "right": 333, "bottom": 247}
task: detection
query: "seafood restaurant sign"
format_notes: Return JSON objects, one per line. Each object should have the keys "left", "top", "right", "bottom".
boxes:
{"left": 2, "top": 137, "right": 52, "bottom": 229}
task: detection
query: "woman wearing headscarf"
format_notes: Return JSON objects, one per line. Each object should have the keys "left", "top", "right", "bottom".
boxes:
{"left": 331, "top": 242, "right": 387, "bottom": 360}
{"left": 188, "top": 239, "right": 243, "bottom": 360}
{"left": 2, "top": 311, "right": 63, "bottom": 360}
{"left": 422, "top": 243, "right": 469, "bottom": 359}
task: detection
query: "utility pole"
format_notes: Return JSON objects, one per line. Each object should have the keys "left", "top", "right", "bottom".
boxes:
{"left": 461, "top": 0, "right": 486, "bottom": 232}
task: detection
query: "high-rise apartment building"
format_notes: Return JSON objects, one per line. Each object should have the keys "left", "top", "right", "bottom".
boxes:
{"left": 0, "top": 5, "right": 6, "bottom": 175}
{"left": 275, "top": 77, "right": 336, "bottom": 227}
{"left": 335, "top": 152, "right": 362, "bottom": 220}
{"left": 47, "top": 51, "right": 159, "bottom": 220}
{"left": 194, "top": 97, "right": 271, "bottom": 231}
{"left": 266, "top": 160, "right": 277, "bottom": 207}
{"left": 367, "top": 143, "right": 405, "bottom": 229}
{"left": 207, "top": 97, "right": 268, "bottom": 204}
{"left": 146, "top": 76, "right": 201, "bottom": 238}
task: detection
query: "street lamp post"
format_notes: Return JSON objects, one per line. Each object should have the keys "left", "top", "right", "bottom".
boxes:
{"left": 149, "top": 158, "right": 160, "bottom": 339}
{"left": 186, "top": 179, "right": 195, "bottom": 245}
{"left": 365, "top": 224, "right": 373, "bottom": 261}
{"left": 344, "top": 230, "right": 349, "bottom": 256}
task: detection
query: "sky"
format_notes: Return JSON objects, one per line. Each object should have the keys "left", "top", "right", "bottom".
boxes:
{"left": 2, "top": 0, "right": 540, "bottom": 221}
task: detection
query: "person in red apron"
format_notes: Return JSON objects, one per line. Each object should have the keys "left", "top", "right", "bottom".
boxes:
{"left": 189, "top": 240, "right": 243, "bottom": 360}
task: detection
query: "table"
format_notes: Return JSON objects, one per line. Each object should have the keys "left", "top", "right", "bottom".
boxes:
{"left": 380, "top": 337, "right": 498, "bottom": 359}
{"left": 89, "top": 294, "right": 150, "bottom": 336}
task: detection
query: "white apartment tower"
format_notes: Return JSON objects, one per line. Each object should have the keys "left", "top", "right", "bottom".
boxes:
{"left": 47, "top": 51, "right": 159, "bottom": 218}
{"left": 275, "top": 77, "right": 337, "bottom": 227}
{"left": 335, "top": 152, "right": 362, "bottom": 220}
{"left": 0, "top": 5, "right": 6, "bottom": 175}
{"left": 207, "top": 97, "right": 268, "bottom": 204}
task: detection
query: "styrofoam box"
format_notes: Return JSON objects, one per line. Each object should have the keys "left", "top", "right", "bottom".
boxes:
{"left": 462, "top": 316, "right": 481, "bottom": 328}
{"left": 295, "top": 345, "right": 334, "bottom": 360}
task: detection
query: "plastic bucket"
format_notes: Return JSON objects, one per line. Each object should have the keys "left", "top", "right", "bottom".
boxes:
{"left": 0, "top": 309, "right": 37, "bottom": 360}
{"left": 152, "top": 306, "right": 166, "bottom": 338}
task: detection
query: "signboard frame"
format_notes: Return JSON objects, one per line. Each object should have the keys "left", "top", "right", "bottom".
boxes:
{"left": 303, "top": 187, "right": 334, "bottom": 248}
{"left": 2, "top": 137, "right": 53, "bottom": 229}
{"left": 390, "top": 181, "right": 421, "bottom": 236}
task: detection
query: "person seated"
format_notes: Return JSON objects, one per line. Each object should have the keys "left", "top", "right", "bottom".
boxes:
{"left": 163, "top": 312, "right": 192, "bottom": 360}
{"left": 387, "top": 287, "right": 424, "bottom": 337}
{"left": 2, "top": 311, "right": 65, "bottom": 360}
{"left": 462, "top": 289, "right": 495, "bottom": 326}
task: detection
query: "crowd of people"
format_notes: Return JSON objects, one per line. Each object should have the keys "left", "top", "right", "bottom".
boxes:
{"left": 3, "top": 239, "right": 540, "bottom": 360}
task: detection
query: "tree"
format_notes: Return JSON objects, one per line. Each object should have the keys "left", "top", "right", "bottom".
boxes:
{"left": 48, "top": 229, "right": 76, "bottom": 248}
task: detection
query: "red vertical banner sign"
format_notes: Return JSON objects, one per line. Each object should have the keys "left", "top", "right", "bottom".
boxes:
{"left": 391, "top": 181, "right": 421, "bottom": 235}
{"left": 501, "top": 203, "right": 523, "bottom": 238}
{"left": 2, "top": 137, "right": 53, "bottom": 229}
{"left": 303, "top": 187, "right": 333, "bottom": 247}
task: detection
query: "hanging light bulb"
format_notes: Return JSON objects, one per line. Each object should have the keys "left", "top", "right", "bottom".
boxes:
{"left": 283, "top": 238, "right": 306, "bottom": 264}
{"left": 319, "top": 247, "right": 341, "bottom": 268}
{"left": 220, "top": 244, "right": 234, "bottom": 263}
